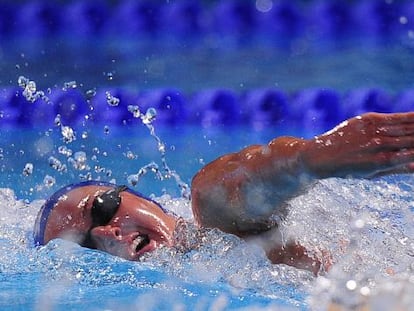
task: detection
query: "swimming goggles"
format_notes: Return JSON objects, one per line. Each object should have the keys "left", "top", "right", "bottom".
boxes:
{"left": 90, "top": 185, "right": 127, "bottom": 226}
{"left": 82, "top": 185, "right": 127, "bottom": 248}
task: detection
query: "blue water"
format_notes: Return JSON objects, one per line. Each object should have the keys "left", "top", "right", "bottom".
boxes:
{"left": 1, "top": 124, "right": 314, "bottom": 311}
{"left": 2, "top": 121, "right": 414, "bottom": 310}
{"left": 1, "top": 3, "right": 414, "bottom": 309}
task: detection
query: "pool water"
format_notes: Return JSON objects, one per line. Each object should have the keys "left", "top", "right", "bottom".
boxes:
{"left": 2, "top": 1, "right": 414, "bottom": 310}
{"left": 2, "top": 121, "right": 414, "bottom": 311}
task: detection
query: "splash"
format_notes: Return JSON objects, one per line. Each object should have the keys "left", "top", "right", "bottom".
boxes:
{"left": 15, "top": 77, "right": 190, "bottom": 198}
{"left": 126, "top": 105, "right": 191, "bottom": 199}
{"left": 18, "top": 75, "right": 50, "bottom": 104}
{"left": 279, "top": 177, "right": 414, "bottom": 310}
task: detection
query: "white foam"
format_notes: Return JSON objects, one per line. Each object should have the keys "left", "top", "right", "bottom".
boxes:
{"left": 1, "top": 175, "right": 414, "bottom": 309}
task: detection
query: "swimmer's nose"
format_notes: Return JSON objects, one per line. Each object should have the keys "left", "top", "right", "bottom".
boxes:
{"left": 91, "top": 225, "right": 122, "bottom": 240}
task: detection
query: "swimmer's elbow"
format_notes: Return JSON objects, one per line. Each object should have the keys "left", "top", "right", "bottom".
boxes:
{"left": 191, "top": 179, "right": 234, "bottom": 232}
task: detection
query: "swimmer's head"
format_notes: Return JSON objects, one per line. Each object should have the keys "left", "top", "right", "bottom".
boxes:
{"left": 34, "top": 181, "right": 177, "bottom": 260}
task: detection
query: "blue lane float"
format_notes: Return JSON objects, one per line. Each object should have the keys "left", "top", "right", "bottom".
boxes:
{"left": 49, "top": 89, "right": 90, "bottom": 126}
{"left": 15, "top": 1, "right": 62, "bottom": 37}
{"left": 255, "top": 1, "right": 303, "bottom": 40}
{"left": 106, "top": 0, "right": 160, "bottom": 37}
{"left": 0, "top": 88, "right": 23, "bottom": 125}
{"left": 242, "top": 89, "right": 289, "bottom": 127}
{"left": 64, "top": 0, "right": 110, "bottom": 37}
{"left": 89, "top": 88, "right": 136, "bottom": 125}
{"left": 306, "top": 2, "right": 351, "bottom": 39}
{"left": 393, "top": 89, "right": 414, "bottom": 112}
{"left": 291, "top": 88, "right": 342, "bottom": 129}
{"left": 2, "top": 0, "right": 412, "bottom": 41}
{"left": 189, "top": 89, "right": 240, "bottom": 127}
{"left": 342, "top": 88, "right": 393, "bottom": 119}
{"left": 351, "top": 0, "right": 402, "bottom": 37}
{"left": 0, "top": 86, "right": 411, "bottom": 128}
{"left": 137, "top": 89, "right": 187, "bottom": 125}
{"left": 158, "top": 0, "right": 202, "bottom": 37}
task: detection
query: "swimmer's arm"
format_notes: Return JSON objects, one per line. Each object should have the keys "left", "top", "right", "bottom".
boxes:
{"left": 191, "top": 136, "right": 311, "bottom": 235}
{"left": 191, "top": 112, "right": 414, "bottom": 235}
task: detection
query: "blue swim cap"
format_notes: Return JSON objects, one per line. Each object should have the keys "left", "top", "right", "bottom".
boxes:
{"left": 33, "top": 180, "right": 168, "bottom": 246}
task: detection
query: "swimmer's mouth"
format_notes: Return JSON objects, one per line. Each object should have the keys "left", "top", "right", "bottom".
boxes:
{"left": 132, "top": 234, "right": 150, "bottom": 252}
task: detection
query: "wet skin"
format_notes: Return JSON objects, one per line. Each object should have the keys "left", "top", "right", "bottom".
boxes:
{"left": 44, "top": 185, "right": 177, "bottom": 261}
{"left": 42, "top": 112, "right": 414, "bottom": 274}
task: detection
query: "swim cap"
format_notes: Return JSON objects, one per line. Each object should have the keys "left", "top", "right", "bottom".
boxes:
{"left": 33, "top": 180, "right": 168, "bottom": 246}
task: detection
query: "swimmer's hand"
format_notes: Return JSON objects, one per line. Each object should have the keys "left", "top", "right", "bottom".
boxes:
{"left": 302, "top": 112, "right": 414, "bottom": 179}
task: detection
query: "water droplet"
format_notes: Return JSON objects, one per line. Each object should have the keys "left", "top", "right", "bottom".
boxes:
{"left": 346, "top": 279, "right": 357, "bottom": 291}
{"left": 63, "top": 81, "right": 77, "bottom": 90}
{"left": 104, "top": 125, "right": 110, "bottom": 135}
{"left": 43, "top": 175, "right": 56, "bottom": 188}
{"left": 73, "top": 151, "right": 88, "bottom": 170}
{"left": 58, "top": 145, "right": 72, "bottom": 157}
{"left": 142, "top": 108, "right": 157, "bottom": 124}
{"left": 354, "top": 218, "right": 365, "bottom": 229}
{"left": 400, "top": 16, "right": 408, "bottom": 25}
{"left": 105, "top": 91, "right": 120, "bottom": 106}
{"left": 360, "top": 286, "right": 370, "bottom": 296}
{"left": 54, "top": 114, "right": 61, "bottom": 127}
{"left": 48, "top": 156, "right": 67, "bottom": 172}
{"left": 125, "top": 151, "right": 136, "bottom": 160}
{"left": 85, "top": 89, "right": 96, "bottom": 99}
{"left": 256, "top": 0, "right": 273, "bottom": 13}
{"left": 61, "top": 125, "right": 76, "bottom": 143}
{"left": 127, "top": 105, "right": 141, "bottom": 118}
{"left": 22, "top": 163, "right": 33, "bottom": 176}
{"left": 127, "top": 174, "right": 139, "bottom": 186}
{"left": 158, "top": 143, "right": 165, "bottom": 153}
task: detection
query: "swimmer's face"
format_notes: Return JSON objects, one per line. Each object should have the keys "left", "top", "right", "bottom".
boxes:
{"left": 43, "top": 185, "right": 177, "bottom": 260}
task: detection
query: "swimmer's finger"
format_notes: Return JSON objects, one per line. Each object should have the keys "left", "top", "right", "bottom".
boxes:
{"left": 376, "top": 137, "right": 414, "bottom": 150}
{"left": 378, "top": 124, "right": 414, "bottom": 137}
{"left": 376, "top": 112, "right": 414, "bottom": 125}
{"left": 382, "top": 150, "right": 414, "bottom": 166}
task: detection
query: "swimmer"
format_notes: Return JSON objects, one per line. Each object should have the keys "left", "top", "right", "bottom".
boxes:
{"left": 34, "top": 112, "right": 414, "bottom": 275}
